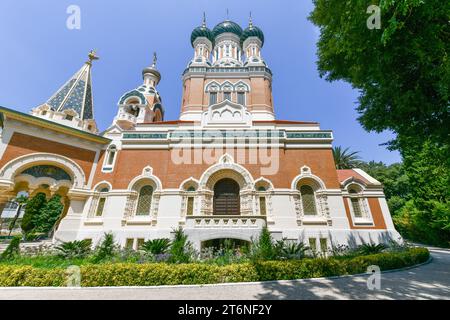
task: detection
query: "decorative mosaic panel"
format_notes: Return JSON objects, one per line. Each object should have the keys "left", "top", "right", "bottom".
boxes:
{"left": 21, "top": 165, "right": 72, "bottom": 181}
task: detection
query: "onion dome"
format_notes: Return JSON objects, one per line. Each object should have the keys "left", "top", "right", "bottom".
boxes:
{"left": 142, "top": 52, "right": 161, "bottom": 83}
{"left": 191, "top": 13, "right": 214, "bottom": 47}
{"left": 241, "top": 16, "right": 264, "bottom": 47}
{"left": 212, "top": 20, "right": 243, "bottom": 38}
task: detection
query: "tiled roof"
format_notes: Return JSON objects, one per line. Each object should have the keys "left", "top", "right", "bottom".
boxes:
{"left": 336, "top": 169, "right": 370, "bottom": 184}
{"left": 46, "top": 61, "right": 95, "bottom": 120}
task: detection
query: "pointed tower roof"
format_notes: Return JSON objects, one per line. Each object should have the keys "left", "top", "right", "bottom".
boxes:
{"left": 46, "top": 50, "right": 99, "bottom": 120}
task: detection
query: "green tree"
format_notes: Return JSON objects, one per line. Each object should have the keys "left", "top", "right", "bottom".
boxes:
{"left": 309, "top": 0, "right": 449, "bottom": 148}
{"left": 33, "top": 194, "right": 63, "bottom": 235}
{"left": 394, "top": 141, "right": 450, "bottom": 246}
{"left": 21, "top": 193, "right": 47, "bottom": 234}
{"left": 310, "top": 0, "right": 449, "bottom": 246}
{"left": 332, "top": 146, "right": 361, "bottom": 169}
{"left": 359, "top": 161, "right": 410, "bottom": 214}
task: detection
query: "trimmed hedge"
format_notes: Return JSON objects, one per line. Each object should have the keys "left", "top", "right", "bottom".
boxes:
{"left": 254, "top": 247, "right": 430, "bottom": 281}
{"left": 0, "top": 248, "right": 429, "bottom": 287}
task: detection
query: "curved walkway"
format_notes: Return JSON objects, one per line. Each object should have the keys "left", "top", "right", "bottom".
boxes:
{"left": 0, "top": 247, "right": 448, "bottom": 300}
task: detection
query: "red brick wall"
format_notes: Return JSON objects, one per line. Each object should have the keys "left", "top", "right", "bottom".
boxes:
{"left": 0, "top": 132, "right": 97, "bottom": 182}
{"left": 93, "top": 148, "right": 340, "bottom": 190}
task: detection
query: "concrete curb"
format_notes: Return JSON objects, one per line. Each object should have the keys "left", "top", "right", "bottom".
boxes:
{"left": 0, "top": 254, "right": 434, "bottom": 291}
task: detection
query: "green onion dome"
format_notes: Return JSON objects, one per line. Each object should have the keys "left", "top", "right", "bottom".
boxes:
{"left": 241, "top": 24, "right": 264, "bottom": 47}
{"left": 191, "top": 25, "right": 214, "bottom": 47}
{"left": 212, "top": 20, "right": 243, "bottom": 39}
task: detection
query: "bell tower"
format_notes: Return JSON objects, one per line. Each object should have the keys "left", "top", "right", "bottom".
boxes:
{"left": 180, "top": 14, "right": 275, "bottom": 123}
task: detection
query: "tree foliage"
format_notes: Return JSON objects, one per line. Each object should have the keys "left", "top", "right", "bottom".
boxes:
{"left": 32, "top": 194, "right": 64, "bottom": 234}
{"left": 21, "top": 193, "right": 46, "bottom": 234}
{"left": 310, "top": 1, "right": 449, "bottom": 247}
{"left": 333, "top": 146, "right": 362, "bottom": 169}
{"left": 309, "top": 0, "right": 449, "bottom": 147}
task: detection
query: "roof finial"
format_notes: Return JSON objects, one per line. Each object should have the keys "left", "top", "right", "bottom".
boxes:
{"left": 202, "top": 12, "right": 207, "bottom": 28}
{"left": 87, "top": 49, "right": 99, "bottom": 65}
{"left": 152, "top": 52, "right": 157, "bottom": 68}
{"left": 249, "top": 12, "right": 253, "bottom": 28}
{"left": 226, "top": 8, "right": 229, "bottom": 20}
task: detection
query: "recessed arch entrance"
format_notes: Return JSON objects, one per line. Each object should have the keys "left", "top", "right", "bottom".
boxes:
{"left": 0, "top": 153, "right": 85, "bottom": 236}
{"left": 213, "top": 178, "right": 240, "bottom": 216}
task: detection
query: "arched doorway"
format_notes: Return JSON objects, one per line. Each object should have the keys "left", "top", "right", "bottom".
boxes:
{"left": 213, "top": 178, "right": 240, "bottom": 216}
{"left": 201, "top": 238, "right": 250, "bottom": 251}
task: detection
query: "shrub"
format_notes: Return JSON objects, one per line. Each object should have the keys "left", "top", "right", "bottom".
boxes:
{"left": 0, "top": 248, "right": 429, "bottom": 287}
{"left": 141, "top": 238, "right": 171, "bottom": 255}
{"left": 55, "top": 240, "right": 92, "bottom": 259}
{"left": 356, "top": 243, "right": 387, "bottom": 255}
{"left": 279, "top": 241, "right": 309, "bottom": 260}
{"left": 92, "top": 232, "right": 118, "bottom": 262}
{"left": 80, "top": 263, "right": 259, "bottom": 287}
{"left": 0, "top": 236, "right": 21, "bottom": 261}
{"left": 254, "top": 247, "right": 430, "bottom": 281}
{"left": 169, "top": 228, "right": 193, "bottom": 264}
{"left": 248, "top": 227, "right": 278, "bottom": 261}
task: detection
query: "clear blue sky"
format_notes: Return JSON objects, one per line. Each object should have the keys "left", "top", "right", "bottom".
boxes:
{"left": 0, "top": 0, "right": 401, "bottom": 164}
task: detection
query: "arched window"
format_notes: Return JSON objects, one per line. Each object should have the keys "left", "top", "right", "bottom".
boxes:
{"left": 136, "top": 185, "right": 153, "bottom": 216}
{"left": 103, "top": 145, "right": 117, "bottom": 172}
{"left": 223, "top": 92, "right": 232, "bottom": 101}
{"left": 213, "top": 178, "right": 240, "bottom": 216}
{"left": 349, "top": 188, "right": 363, "bottom": 218}
{"left": 209, "top": 92, "right": 217, "bottom": 105}
{"left": 300, "top": 185, "right": 317, "bottom": 215}
{"left": 95, "top": 188, "right": 109, "bottom": 217}
{"left": 237, "top": 92, "right": 245, "bottom": 106}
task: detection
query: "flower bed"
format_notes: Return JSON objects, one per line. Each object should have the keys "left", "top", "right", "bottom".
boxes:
{"left": 0, "top": 247, "right": 429, "bottom": 287}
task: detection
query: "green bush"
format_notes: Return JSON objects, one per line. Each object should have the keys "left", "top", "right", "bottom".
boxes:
{"left": 55, "top": 240, "right": 92, "bottom": 259}
{"left": 92, "top": 233, "right": 118, "bottom": 262}
{"left": 248, "top": 227, "right": 278, "bottom": 261}
{"left": 0, "top": 247, "right": 429, "bottom": 287}
{"left": 255, "top": 247, "right": 429, "bottom": 281}
{"left": 356, "top": 243, "right": 387, "bottom": 255}
{"left": 80, "top": 263, "right": 259, "bottom": 287}
{"left": 141, "top": 238, "right": 171, "bottom": 255}
{"left": 169, "top": 228, "right": 193, "bottom": 264}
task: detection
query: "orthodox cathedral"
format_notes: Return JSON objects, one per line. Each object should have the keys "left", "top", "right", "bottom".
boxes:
{"left": 0, "top": 16, "right": 401, "bottom": 250}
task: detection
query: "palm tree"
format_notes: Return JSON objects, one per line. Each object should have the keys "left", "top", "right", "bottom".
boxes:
{"left": 8, "top": 195, "right": 28, "bottom": 236}
{"left": 333, "top": 146, "right": 362, "bottom": 169}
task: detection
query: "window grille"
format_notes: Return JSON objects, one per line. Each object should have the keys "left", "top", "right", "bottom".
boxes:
{"left": 136, "top": 186, "right": 153, "bottom": 216}
{"left": 300, "top": 185, "right": 317, "bottom": 215}
{"left": 259, "top": 197, "right": 267, "bottom": 216}
{"left": 186, "top": 197, "right": 194, "bottom": 216}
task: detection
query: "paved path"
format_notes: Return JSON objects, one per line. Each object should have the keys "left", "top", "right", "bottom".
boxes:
{"left": 0, "top": 247, "right": 448, "bottom": 300}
